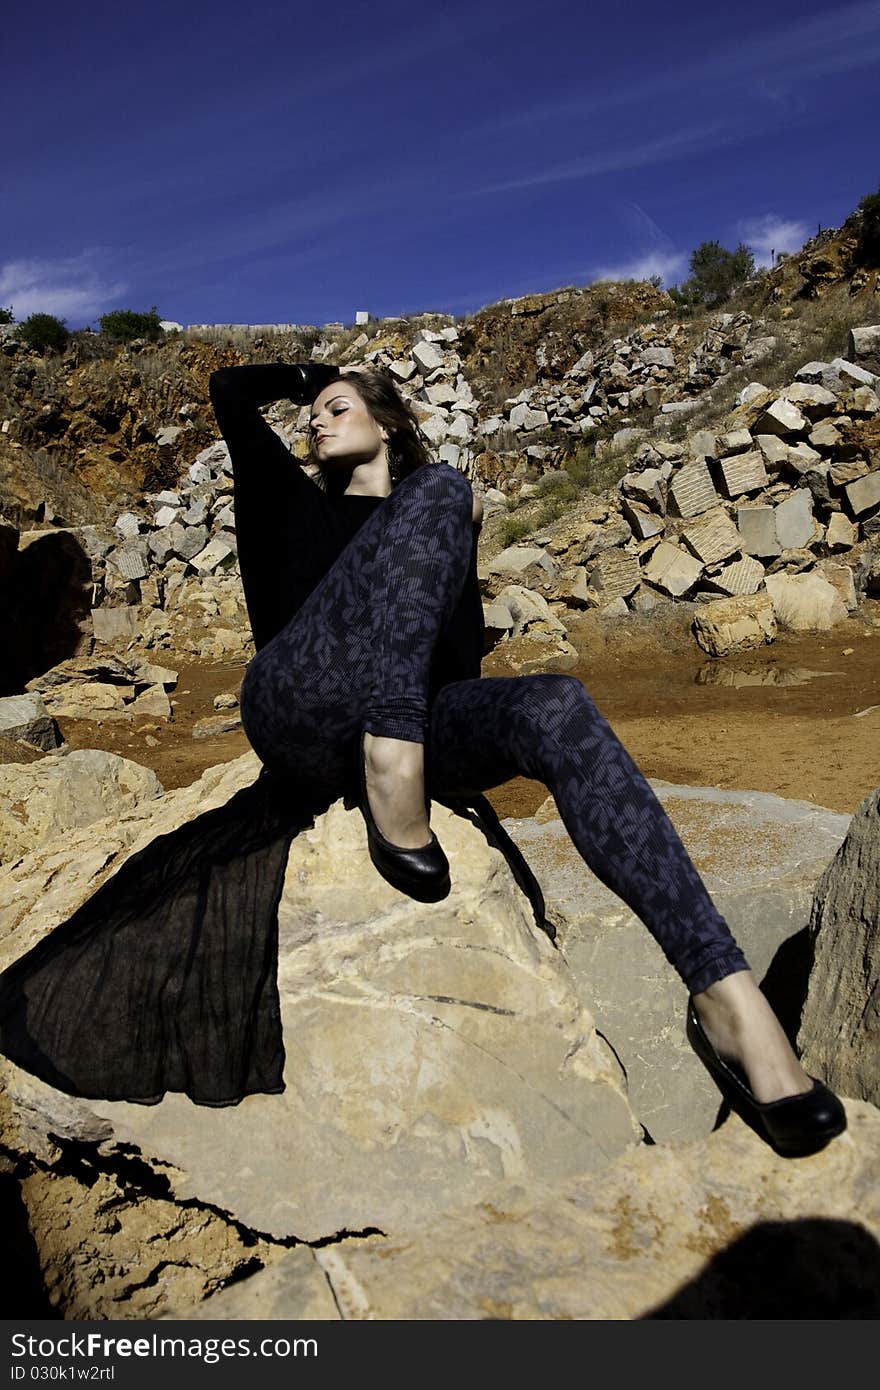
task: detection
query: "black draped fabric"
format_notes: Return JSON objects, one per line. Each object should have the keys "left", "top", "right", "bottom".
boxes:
{"left": 0, "top": 772, "right": 324, "bottom": 1106}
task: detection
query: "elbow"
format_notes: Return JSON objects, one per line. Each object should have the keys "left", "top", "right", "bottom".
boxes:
{"left": 208, "top": 368, "right": 236, "bottom": 406}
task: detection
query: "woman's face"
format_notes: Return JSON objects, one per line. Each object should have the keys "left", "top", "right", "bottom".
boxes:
{"left": 309, "top": 380, "right": 388, "bottom": 471}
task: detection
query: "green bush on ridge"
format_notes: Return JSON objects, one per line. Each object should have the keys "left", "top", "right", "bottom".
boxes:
{"left": 98, "top": 306, "right": 163, "bottom": 342}
{"left": 16, "top": 312, "right": 69, "bottom": 352}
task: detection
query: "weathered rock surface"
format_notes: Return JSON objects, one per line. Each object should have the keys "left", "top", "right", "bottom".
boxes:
{"left": 799, "top": 787, "right": 880, "bottom": 1107}
{"left": 691, "top": 592, "right": 777, "bottom": 656}
{"left": 764, "top": 571, "right": 849, "bottom": 631}
{"left": 0, "top": 752, "right": 637, "bottom": 1249}
{"left": 172, "top": 1100, "right": 880, "bottom": 1320}
{"left": 504, "top": 783, "right": 851, "bottom": 1143}
{"left": 0, "top": 750, "right": 163, "bottom": 863}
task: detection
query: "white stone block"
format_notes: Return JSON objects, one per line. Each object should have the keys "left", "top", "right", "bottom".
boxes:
{"left": 844, "top": 470, "right": 880, "bottom": 515}
{"left": 774, "top": 490, "right": 815, "bottom": 550}
{"left": 753, "top": 398, "right": 808, "bottom": 436}
{"left": 737, "top": 505, "right": 780, "bottom": 558}
{"left": 642, "top": 541, "right": 704, "bottom": 597}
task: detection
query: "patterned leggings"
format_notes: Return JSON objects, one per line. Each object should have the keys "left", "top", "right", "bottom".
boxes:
{"left": 240, "top": 464, "right": 749, "bottom": 995}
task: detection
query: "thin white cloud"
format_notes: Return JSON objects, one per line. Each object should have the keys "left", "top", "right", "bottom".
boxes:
{"left": 0, "top": 251, "right": 127, "bottom": 324}
{"left": 590, "top": 250, "right": 687, "bottom": 286}
{"left": 738, "top": 214, "right": 810, "bottom": 268}
{"left": 469, "top": 122, "right": 733, "bottom": 196}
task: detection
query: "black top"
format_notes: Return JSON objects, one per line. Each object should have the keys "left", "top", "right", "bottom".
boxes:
{"left": 208, "top": 365, "right": 484, "bottom": 692}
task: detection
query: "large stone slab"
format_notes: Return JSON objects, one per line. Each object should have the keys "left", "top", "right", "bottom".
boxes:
{"left": 668, "top": 460, "right": 719, "bottom": 519}
{"left": 799, "top": 787, "right": 880, "bottom": 1107}
{"left": 641, "top": 540, "right": 703, "bottom": 597}
{"left": 221, "top": 1099, "right": 879, "bottom": 1319}
{"left": 503, "top": 783, "right": 850, "bottom": 1144}
{"left": 681, "top": 506, "right": 742, "bottom": 565}
{"left": 0, "top": 754, "right": 638, "bottom": 1244}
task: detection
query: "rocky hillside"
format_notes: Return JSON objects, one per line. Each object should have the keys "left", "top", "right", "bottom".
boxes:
{"left": 1, "top": 199, "right": 878, "bottom": 696}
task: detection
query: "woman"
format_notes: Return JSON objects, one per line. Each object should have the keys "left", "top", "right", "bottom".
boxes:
{"left": 209, "top": 358, "right": 847, "bottom": 1159}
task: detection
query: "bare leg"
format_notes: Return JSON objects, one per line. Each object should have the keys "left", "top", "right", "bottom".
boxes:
{"left": 362, "top": 732, "right": 431, "bottom": 849}
{"left": 691, "top": 971, "right": 812, "bottom": 1103}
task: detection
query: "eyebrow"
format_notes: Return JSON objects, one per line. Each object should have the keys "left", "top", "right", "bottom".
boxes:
{"left": 310, "top": 394, "right": 349, "bottom": 420}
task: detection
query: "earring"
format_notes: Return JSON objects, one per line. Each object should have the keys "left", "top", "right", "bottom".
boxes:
{"left": 387, "top": 441, "right": 403, "bottom": 484}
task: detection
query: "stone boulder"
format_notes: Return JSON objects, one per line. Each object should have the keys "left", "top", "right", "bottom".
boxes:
{"left": 0, "top": 693, "right": 60, "bottom": 752}
{"left": 178, "top": 1098, "right": 879, "bottom": 1320}
{"left": 0, "top": 752, "right": 638, "bottom": 1247}
{"left": 799, "top": 787, "right": 880, "bottom": 1107}
{"left": 504, "top": 782, "right": 851, "bottom": 1144}
{"left": 0, "top": 750, "right": 163, "bottom": 864}
{"left": 764, "top": 571, "right": 848, "bottom": 632}
{"left": 691, "top": 592, "right": 777, "bottom": 656}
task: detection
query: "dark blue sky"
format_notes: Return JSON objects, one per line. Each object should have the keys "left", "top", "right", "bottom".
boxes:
{"left": 4, "top": 0, "right": 879, "bottom": 328}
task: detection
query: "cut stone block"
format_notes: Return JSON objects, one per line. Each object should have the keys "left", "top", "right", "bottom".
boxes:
{"left": 780, "top": 382, "right": 838, "bottom": 419}
{"left": 668, "top": 459, "right": 719, "bottom": 518}
{"left": 691, "top": 592, "right": 776, "bottom": 656}
{"left": 764, "top": 571, "right": 848, "bottom": 631}
{"left": 509, "top": 403, "right": 549, "bottom": 431}
{"left": 0, "top": 693, "right": 59, "bottom": 751}
{"left": 681, "top": 507, "right": 742, "bottom": 566}
{"left": 108, "top": 544, "right": 149, "bottom": 582}
{"left": 737, "top": 505, "right": 781, "bottom": 558}
{"left": 847, "top": 325, "right": 880, "bottom": 374}
{"left": 486, "top": 545, "right": 556, "bottom": 580}
{"left": 154, "top": 505, "right": 179, "bottom": 528}
{"left": 753, "top": 398, "right": 808, "bottom": 436}
{"left": 774, "top": 490, "right": 815, "bottom": 550}
{"left": 717, "top": 428, "right": 753, "bottom": 456}
{"left": 411, "top": 341, "right": 444, "bottom": 373}
{"left": 754, "top": 434, "right": 791, "bottom": 471}
{"left": 844, "top": 471, "right": 880, "bottom": 516}
{"left": 189, "top": 538, "right": 236, "bottom": 574}
{"left": 825, "top": 512, "right": 858, "bottom": 550}
{"left": 716, "top": 450, "right": 768, "bottom": 498}
{"left": 621, "top": 499, "right": 663, "bottom": 540}
{"left": 114, "top": 512, "right": 141, "bottom": 538}
{"left": 91, "top": 606, "right": 139, "bottom": 644}
{"left": 706, "top": 556, "right": 765, "bottom": 597}
{"left": 586, "top": 549, "right": 640, "bottom": 600}
{"left": 641, "top": 541, "right": 704, "bottom": 597}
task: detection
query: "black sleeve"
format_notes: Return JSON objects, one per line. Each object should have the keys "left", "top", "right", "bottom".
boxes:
{"left": 208, "top": 364, "right": 336, "bottom": 649}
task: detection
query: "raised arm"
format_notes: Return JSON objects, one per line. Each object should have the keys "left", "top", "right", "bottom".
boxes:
{"left": 208, "top": 361, "right": 339, "bottom": 649}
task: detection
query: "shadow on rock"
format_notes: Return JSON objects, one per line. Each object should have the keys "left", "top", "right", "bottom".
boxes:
{"left": 643, "top": 1217, "right": 880, "bottom": 1318}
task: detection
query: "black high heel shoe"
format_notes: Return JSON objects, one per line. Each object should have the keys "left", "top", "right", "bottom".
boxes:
{"left": 686, "top": 999, "right": 847, "bottom": 1158}
{"left": 358, "top": 732, "right": 450, "bottom": 903}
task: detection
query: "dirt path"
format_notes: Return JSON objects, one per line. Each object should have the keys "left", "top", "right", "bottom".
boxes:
{"left": 53, "top": 602, "right": 880, "bottom": 821}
